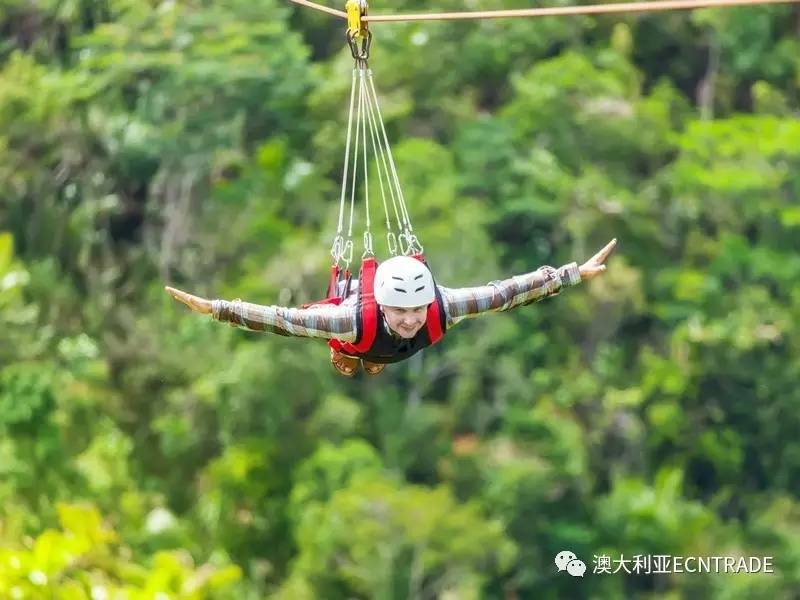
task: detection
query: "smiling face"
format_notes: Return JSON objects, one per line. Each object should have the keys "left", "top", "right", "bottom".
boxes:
{"left": 381, "top": 305, "right": 428, "bottom": 338}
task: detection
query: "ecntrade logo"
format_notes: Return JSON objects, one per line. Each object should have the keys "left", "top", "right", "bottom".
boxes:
{"left": 555, "top": 550, "right": 776, "bottom": 576}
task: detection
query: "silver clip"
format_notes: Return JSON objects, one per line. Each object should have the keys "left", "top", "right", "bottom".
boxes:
{"left": 342, "top": 239, "right": 354, "bottom": 268}
{"left": 362, "top": 231, "right": 374, "bottom": 258}
{"left": 398, "top": 232, "right": 412, "bottom": 255}
{"left": 330, "top": 235, "right": 344, "bottom": 263}
{"left": 409, "top": 234, "right": 424, "bottom": 255}
{"left": 387, "top": 232, "right": 398, "bottom": 255}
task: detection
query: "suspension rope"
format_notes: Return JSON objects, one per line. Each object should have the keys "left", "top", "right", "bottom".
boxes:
{"left": 334, "top": 61, "right": 410, "bottom": 259}
{"left": 291, "top": 0, "right": 799, "bottom": 22}
{"left": 346, "top": 63, "right": 364, "bottom": 245}
{"left": 365, "top": 72, "right": 413, "bottom": 236}
{"left": 364, "top": 69, "right": 405, "bottom": 255}
{"left": 365, "top": 71, "right": 403, "bottom": 231}
{"left": 361, "top": 68, "right": 395, "bottom": 235}
{"left": 331, "top": 67, "right": 359, "bottom": 264}
{"left": 358, "top": 66, "right": 375, "bottom": 256}
{"left": 337, "top": 69, "right": 357, "bottom": 235}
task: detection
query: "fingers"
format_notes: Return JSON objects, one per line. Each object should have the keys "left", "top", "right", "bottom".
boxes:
{"left": 165, "top": 286, "right": 190, "bottom": 305}
{"left": 590, "top": 238, "right": 617, "bottom": 265}
{"left": 580, "top": 265, "right": 606, "bottom": 281}
{"left": 164, "top": 286, "right": 213, "bottom": 315}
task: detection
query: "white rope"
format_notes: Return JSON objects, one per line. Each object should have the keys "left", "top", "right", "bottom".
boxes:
{"left": 359, "top": 67, "right": 372, "bottom": 248}
{"left": 332, "top": 67, "right": 359, "bottom": 261}
{"left": 365, "top": 70, "right": 404, "bottom": 231}
{"left": 333, "top": 61, "right": 425, "bottom": 258}
{"left": 366, "top": 71, "right": 414, "bottom": 235}
{"left": 362, "top": 68, "right": 395, "bottom": 234}
{"left": 347, "top": 65, "right": 365, "bottom": 240}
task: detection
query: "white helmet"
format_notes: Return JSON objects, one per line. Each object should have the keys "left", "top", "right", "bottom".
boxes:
{"left": 374, "top": 256, "right": 435, "bottom": 307}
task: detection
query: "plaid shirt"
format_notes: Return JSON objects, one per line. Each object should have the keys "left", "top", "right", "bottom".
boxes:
{"left": 211, "top": 262, "right": 582, "bottom": 341}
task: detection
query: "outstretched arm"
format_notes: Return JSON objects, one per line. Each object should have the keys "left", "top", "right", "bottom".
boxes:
{"left": 441, "top": 238, "right": 617, "bottom": 327}
{"left": 164, "top": 287, "right": 358, "bottom": 341}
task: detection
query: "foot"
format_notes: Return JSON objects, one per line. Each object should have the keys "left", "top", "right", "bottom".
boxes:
{"left": 361, "top": 360, "right": 385, "bottom": 376}
{"left": 331, "top": 348, "right": 358, "bottom": 377}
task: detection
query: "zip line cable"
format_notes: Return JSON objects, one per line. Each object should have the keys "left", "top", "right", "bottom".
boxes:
{"left": 290, "top": 0, "right": 799, "bottom": 23}
{"left": 291, "top": 0, "right": 347, "bottom": 18}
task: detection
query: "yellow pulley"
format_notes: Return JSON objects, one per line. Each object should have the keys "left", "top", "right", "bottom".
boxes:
{"left": 345, "top": 0, "right": 371, "bottom": 59}
{"left": 345, "top": 0, "right": 368, "bottom": 37}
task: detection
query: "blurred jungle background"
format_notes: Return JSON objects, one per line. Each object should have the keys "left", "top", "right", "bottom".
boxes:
{"left": 1, "top": 0, "right": 799, "bottom": 597}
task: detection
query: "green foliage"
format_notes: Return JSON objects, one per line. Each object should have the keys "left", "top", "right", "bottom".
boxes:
{"left": 0, "top": 503, "right": 241, "bottom": 599}
{"left": 286, "top": 474, "right": 516, "bottom": 599}
{"left": 1, "top": 1, "right": 799, "bottom": 597}
{"left": 0, "top": 361, "right": 55, "bottom": 434}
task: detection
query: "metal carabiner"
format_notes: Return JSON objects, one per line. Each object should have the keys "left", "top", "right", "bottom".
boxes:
{"left": 386, "top": 232, "right": 398, "bottom": 256}
{"left": 342, "top": 239, "right": 354, "bottom": 269}
{"left": 330, "top": 234, "right": 344, "bottom": 264}
{"left": 409, "top": 234, "right": 424, "bottom": 256}
{"left": 398, "top": 232, "right": 412, "bottom": 255}
{"left": 362, "top": 231, "right": 374, "bottom": 258}
{"left": 346, "top": 29, "right": 372, "bottom": 61}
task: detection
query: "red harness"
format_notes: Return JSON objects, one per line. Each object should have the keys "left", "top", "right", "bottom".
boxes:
{"left": 307, "top": 256, "right": 444, "bottom": 357}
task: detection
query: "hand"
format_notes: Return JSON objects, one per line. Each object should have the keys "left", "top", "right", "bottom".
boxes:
{"left": 579, "top": 238, "right": 617, "bottom": 281}
{"left": 165, "top": 286, "right": 213, "bottom": 315}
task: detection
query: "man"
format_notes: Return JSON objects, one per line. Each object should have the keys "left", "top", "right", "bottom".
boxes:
{"left": 165, "top": 238, "right": 617, "bottom": 376}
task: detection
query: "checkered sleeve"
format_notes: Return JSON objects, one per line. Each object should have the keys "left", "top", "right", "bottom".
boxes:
{"left": 210, "top": 298, "right": 358, "bottom": 341}
{"left": 439, "top": 262, "right": 581, "bottom": 328}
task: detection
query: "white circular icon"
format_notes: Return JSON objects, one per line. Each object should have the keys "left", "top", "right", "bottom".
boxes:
{"left": 555, "top": 550, "right": 577, "bottom": 571}
{"left": 566, "top": 559, "right": 587, "bottom": 577}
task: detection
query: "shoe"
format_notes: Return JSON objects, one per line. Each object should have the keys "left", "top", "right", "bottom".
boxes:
{"left": 361, "top": 360, "right": 385, "bottom": 375}
{"left": 331, "top": 348, "right": 359, "bottom": 377}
